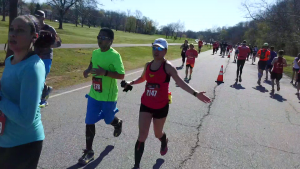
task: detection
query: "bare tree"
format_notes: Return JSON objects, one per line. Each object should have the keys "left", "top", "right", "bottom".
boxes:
{"left": 135, "top": 10, "right": 142, "bottom": 33}
{"left": 48, "top": 0, "right": 79, "bottom": 29}
{"left": 1, "top": 0, "right": 8, "bottom": 21}
{"left": 5, "top": 0, "right": 18, "bottom": 59}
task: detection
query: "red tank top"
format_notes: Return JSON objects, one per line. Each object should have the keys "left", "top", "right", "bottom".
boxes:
{"left": 141, "top": 60, "right": 170, "bottom": 109}
{"left": 272, "top": 57, "right": 284, "bottom": 74}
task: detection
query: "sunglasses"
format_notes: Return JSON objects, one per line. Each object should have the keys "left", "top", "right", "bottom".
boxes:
{"left": 152, "top": 46, "right": 164, "bottom": 51}
{"left": 97, "top": 36, "right": 111, "bottom": 40}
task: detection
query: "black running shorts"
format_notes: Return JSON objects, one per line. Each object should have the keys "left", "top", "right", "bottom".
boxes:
{"left": 140, "top": 103, "right": 169, "bottom": 119}
{"left": 271, "top": 72, "right": 282, "bottom": 81}
{"left": 258, "top": 60, "right": 268, "bottom": 70}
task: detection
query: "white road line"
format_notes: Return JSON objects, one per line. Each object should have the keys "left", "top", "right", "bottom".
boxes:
{"left": 49, "top": 69, "right": 144, "bottom": 99}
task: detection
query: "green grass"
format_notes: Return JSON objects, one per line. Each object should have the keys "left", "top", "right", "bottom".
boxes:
{"left": 283, "top": 55, "right": 296, "bottom": 79}
{"left": 0, "top": 45, "right": 210, "bottom": 89}
{"left": 0, "top": 15, "right": 194, "bottom": 44}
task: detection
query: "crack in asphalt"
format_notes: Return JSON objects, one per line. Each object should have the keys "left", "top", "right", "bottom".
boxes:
{"left": 177, "top": 57, "right": 231, "bottom": 169}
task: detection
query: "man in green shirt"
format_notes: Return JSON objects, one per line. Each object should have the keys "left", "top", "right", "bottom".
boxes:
{"left": 78, "top": 28, "right": 125, "bottom": 165}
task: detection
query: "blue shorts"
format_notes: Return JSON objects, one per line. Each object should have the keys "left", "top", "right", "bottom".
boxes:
{"left": 85, "top": 95, "right": 119, "bottom": 125}
{"left": 42, "top": 59, "right": 52, "bottom": 77}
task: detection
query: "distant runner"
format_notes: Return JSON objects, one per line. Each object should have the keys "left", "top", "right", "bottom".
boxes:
{"left": 271, "top": 50, "right": 287, "bottom": 92}
{"left": 180, "top": 40, "right": 189, "bottom": 67}
{"left": 185, "top": 43, "right": 198, "bottom": 81}
{"left": 236, "top": 40, "right": 250, "bottom": 83}
{"left": 212, "top": 41, "right": 218, "bottom": 55}
{"left": 291, "top": 53, "right": 300, "bottom": 85}
{"left": 198, "top": 39, "right": 203, "bottom": 54}
{"left": 266, "top": 46, "right": 277, "bottom": 81}
{"left": 256, "top": 43, "right": 271, "bottom": 85}
{"left": 252, "top": 45, "right": 258, "bottom": 65}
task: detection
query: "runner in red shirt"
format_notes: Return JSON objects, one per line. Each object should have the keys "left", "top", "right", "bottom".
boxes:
{"left": 213, "top": 42, "right": 218, "bottom": 55}
{"left": 236, "top": 40, "right": 250, "bottom": 83}
{"left": 198, "top": 39, "right": 203, "bottom": 54}
{"left": 271, "top": 50, "right": 287, "bottom": 92}
{"left": 122, "top": 38, "right": 211, "bottom": 169}
{"left": 185, "top": 43, "right": 198, "bottom": 80}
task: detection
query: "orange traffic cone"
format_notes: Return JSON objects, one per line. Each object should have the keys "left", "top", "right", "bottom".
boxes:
{"left": 215, "top": 65, "right": 224, "bottom": 84}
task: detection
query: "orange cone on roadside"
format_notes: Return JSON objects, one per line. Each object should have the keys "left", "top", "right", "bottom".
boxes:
{"left": 215, "top": 65, "right": 224, "bottom": 84}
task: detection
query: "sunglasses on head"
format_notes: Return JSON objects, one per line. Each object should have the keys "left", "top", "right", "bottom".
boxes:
{"left": 152, "top": 46, "right": 164, "bottom": 51}
{"left": 97, "top": 36, "right": 111, "bottom": 40}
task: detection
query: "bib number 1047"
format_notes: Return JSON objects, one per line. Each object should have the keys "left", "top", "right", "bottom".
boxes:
{"left": 147, "top": 89, "right": 157, "bottom": 97}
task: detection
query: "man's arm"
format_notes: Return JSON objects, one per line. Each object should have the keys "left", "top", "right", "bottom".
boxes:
{"left": 283, "top": 58, "right": 288, "bottom": 67}
{"left": 271, "top": 57, "right": 278, "bottom": 65}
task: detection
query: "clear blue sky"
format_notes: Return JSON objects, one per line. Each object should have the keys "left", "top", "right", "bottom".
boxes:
{"left": 32, "top": 0, "right": 275, "bottom": 31}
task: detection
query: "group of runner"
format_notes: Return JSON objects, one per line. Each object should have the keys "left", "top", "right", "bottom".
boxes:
{"left": 233, "top": 40, "right": 300, "bottom": 93}
{"left": 212, "top": 41, "right": 233, "bottom": 58}
{"left": 0, "top": 13, "right": 211, "bottom": 169}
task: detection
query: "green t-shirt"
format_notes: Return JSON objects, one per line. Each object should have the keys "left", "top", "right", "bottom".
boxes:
{"left": 89, "top": 48, "right": 125, "bottom": 101}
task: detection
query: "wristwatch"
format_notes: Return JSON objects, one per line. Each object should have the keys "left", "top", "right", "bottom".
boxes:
{"left": 193, "top": 91, "right": 198, "bottom": 97}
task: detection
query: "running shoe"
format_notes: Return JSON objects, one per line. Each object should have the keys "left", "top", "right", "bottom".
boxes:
{"left": 257, "top": 80, "right": 261, "bottom": 86}
{"left": 239, "top": 76, "right": 242, "bottom": 82}
{"left": 45, "top": 86, "right": 53, "bottom": 100}
{"left": 277, "top": 86, "right": 280, "bottom": 91}
{"left": 78, "top": 149, "right": 94, "bottom": 165}
{"left": 235, "top": 78, "right": 238, "bottom": 83}
{"left": 39, "top": 100, "right": 48, "bottom": 108}
{"left": 114, "top": 119, "right": 123, "bottom": 137}
{"left": 160, "top": 138, "right": 168, "bottom": 156}
{"left": 290, "top": 81, "right": 294, "bottom": 84}
{"left": 184, "top": 77, "right": 188, "bottom": 81}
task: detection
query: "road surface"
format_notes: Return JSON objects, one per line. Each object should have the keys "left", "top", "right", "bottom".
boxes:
{"left": 38, "top": 50, "right": 300, "bottom": 169}
{"left": 0, "top": 43, "right": 182, "bottom": 50}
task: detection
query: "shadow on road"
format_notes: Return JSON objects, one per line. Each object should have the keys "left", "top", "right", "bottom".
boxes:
{"left": 153, "top": 158, "right": 165, "bottom": 169}
{"left": 230, "top": 83, "right": 246, "bottom": 90}
{"left": 264, "top": 80, "right": 272, "bottom": 85}
{"left": 66, "top": 145, "right": 114, "bottom": 169}
{"left": 176, "top": 66, "right": 183, "bottom": 70}
{"left": 253, "top": 86, "right": 269, "bottom": 93}
{"left": 270, "top": 93, "right": 287, "bottom": 102}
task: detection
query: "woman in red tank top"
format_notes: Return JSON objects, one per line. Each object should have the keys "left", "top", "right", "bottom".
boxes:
{"left": 270, "top": 50, "right": 287, "bottom": 92}
{"left": 123, "top": 38, "right": 211, "bottom": 169}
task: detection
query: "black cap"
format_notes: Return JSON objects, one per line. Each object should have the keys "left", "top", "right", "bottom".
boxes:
{"left": 35, "top": 10, "right": 45, "bottom": 18}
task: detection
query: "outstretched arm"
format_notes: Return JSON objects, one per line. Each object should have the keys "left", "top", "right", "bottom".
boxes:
{"left": 129, "top": 62, "right": 150, "bottom": 85}
{"left": 165, "top": 62, "right": 211, "bottom": 103}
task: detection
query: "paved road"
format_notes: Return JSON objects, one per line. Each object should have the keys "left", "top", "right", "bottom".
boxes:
{"left": 38, "top": 50, "right": 300, "bottom": 169}
{"left": 0, "top": 43, "right": 182, "bottom": 50}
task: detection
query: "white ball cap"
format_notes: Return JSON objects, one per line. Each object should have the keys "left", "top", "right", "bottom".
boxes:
{"left": 153, "top": 38, "right": 168, "bottom": 49}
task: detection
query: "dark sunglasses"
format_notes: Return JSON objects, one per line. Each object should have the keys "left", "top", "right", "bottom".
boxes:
{"left": 152, "top": 46, "right": 164, "bottom": 51}
{"left": 97, "top": 36, "right": 111, "bottom": 40}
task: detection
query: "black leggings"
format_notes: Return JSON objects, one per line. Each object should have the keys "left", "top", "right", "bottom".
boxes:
{"left": 237, "top": 60, "right": 246, "bottom": 77}
{"left": 0, "top": 141, "right": 43, "bottom": 169}
{"left": 181, "top": 52, "right": 186, "bottom": 64}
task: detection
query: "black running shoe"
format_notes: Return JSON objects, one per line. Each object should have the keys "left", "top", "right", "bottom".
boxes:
{"left": 78, "top": 149, "right": 94, "bottom": 165}
{"left": 239, "top": 76, "right": 242, "bottom": 82}
{"left": 114, "top": 119, "right": 123, "bottom": 137}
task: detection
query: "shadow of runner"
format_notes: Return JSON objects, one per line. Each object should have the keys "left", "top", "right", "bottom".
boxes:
{"left": 253, "top": 86, "right": 269, "bottom": 93}
{"left": 270, "top": 93, "right": 287, "bottom": 102}
{"left": 83, "top": 145, "right": 114, "bottom": 169}
{"left": 66, "top": 145, "right": 114, "bottom": 169}
{"left": 153, "top": 158, "right": 165, "bottom": 169}
{"left": 230, "top": 83, "right": 246, "bottom": 90}
{"left": 264, "top": 80, "right": 272, "bottom": 85}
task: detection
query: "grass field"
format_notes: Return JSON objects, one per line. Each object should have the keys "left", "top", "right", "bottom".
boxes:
{"left": 283, "top": 55, "right": 296, "bottom": 80}
{"left": 0, "top": 16, "right": 195, "bottom": 44}
{"left": 0, "top": 46, "right": 210, "bottom": 89}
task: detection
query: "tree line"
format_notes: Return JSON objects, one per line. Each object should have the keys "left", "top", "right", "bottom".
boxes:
{"left": 1, "top": 0, "right": 299, "bottom": 55}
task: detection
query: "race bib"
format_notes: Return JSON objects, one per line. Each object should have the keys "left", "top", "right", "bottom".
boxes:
{"left": 146, "top": 83, "right": 160, "bottom": 97}
{"left": 0, "top": 111, "right": 6, "bottom": 136}
{"left": 92, "top": 77, "right": 102, "bottom": 93}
